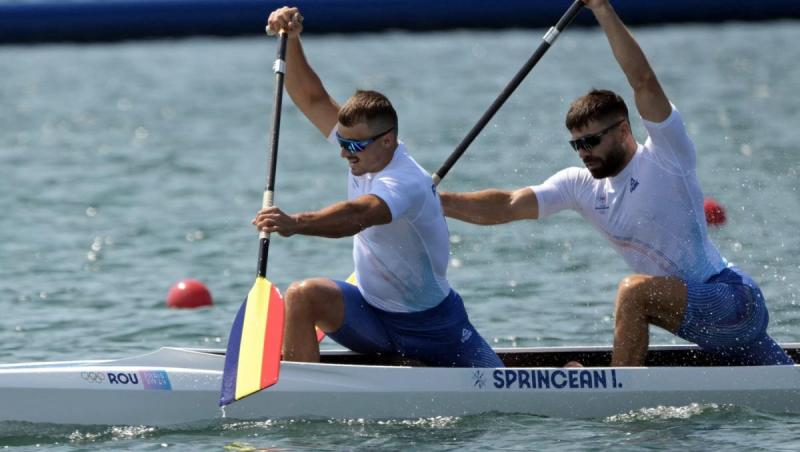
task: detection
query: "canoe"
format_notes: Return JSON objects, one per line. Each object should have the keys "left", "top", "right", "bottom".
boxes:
{"left": 1, "top": 344, "right": 799, "bottom": 426}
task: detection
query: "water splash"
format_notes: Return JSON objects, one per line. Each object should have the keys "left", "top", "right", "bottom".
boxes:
{"left": 604, "top": 403, "right": 725, "bottom": 423}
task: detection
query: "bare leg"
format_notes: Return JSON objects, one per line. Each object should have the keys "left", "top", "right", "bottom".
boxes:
{"left": 282, "top": 278, "right": 345, "bottom": 363}
{"left": 612, "top": 274, "right": 687, "bottom": 366}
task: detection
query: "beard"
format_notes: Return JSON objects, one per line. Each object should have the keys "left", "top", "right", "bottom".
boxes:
{"left": 583, "top": 144, "right": 628, "bottom": 179}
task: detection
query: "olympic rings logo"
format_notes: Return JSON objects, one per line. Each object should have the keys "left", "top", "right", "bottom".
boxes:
{"left": 80, "top": 371, "right": 106, "bottom": 383}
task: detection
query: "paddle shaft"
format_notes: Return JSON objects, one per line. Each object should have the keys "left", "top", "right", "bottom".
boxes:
{"left": 431, "top": 0, "right": 585, "bottom": 185}
{"left": 257, "top": 33, "right": 289, "bottom": 278}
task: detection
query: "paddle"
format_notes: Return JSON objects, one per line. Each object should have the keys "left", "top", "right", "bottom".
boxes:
{"left": 432, "top": 0, "right": 585, "bottom": 184}
{"left": 220, "top": 32, "right": 289, "bottom": 407}
{"left": 316, "top": 0, "right": 586, "bottom": 343}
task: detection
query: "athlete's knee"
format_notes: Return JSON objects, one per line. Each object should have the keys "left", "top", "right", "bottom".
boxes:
{"left": 616, "top": 274, "right": 688, "bottom": 332}
{"left": 617, "top": 274, "right": 651, "bottom": 297}
{"left": 615, "top": 274, "right": 651, "bottom": 316}
{"left": 284, "top": 279, "right": 330, "bottom": 319}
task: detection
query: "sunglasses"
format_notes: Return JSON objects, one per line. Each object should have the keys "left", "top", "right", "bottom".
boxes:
{"left": 568, "top": 119, "right": 626, "bottom": 152}
{"left": 336, "top": 127, "right": 395, "bottom": 154}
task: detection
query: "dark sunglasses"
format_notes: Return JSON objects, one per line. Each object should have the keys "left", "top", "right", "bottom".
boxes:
{"left": 568, "top": 119, "right": 626, "bottom": 152}
{"left": 336, "top": 127, "right": 395, "bottom": 154}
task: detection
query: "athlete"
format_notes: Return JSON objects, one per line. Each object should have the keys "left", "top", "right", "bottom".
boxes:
{"left": 440, "top": 0, "right": 793, "bottom": 366}
{"left": 253, "top": 6, "right": 503, "bottom": 368}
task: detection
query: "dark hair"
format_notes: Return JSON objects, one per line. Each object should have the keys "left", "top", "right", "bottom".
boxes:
{"left": 338, "top": 90, "right": 398, "bottom": 134}
{"left": 565, "top": 89, "right": 629, "bottom": 131}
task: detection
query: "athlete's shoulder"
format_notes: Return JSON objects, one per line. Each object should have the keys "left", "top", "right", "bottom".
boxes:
{"left": 387, "top": 148, "right": 432, "bottom": 187}
{"left": 549, "top": 166, "right": 594, "bottom": 186}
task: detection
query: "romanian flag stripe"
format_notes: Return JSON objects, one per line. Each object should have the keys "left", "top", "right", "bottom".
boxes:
{"left": 260, "top": 283, "right": 284, "bottom": 388}
{"left": 219, "top": 301, "right": 245, "bottom": 406}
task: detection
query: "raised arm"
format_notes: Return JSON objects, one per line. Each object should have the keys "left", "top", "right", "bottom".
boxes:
{"left": 584, "top": 0, "right": 671, "bottom": 122}
{"left": 267, "top": 7, "right": 339, "bottom": 136}
{"left": 253, "top": 195, "right": 392, "bottom": 238}
{"left": 439, "top": 188, "right": 538, "bottom": 225}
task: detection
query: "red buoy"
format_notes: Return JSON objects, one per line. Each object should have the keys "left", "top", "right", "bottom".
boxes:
{"left": 704, "top": 197, "right": 726, "bottom": 226}
{"left": 166, "top": 279, "right": 213, "bottom": 309}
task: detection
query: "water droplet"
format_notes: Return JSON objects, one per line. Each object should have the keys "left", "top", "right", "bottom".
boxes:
{"left": 134, "top": 126, "right": 149, "bottom": 141}
{"left": 117, "top": 98, "right": 132, "bottom": 111}
{"left": 185, "top": 230, "right": 205, "bottom": 242}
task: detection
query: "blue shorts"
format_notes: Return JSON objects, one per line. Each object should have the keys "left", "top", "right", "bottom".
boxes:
{"left": 327, "top": 280, "right": 504, "bottom": 368}
{"left": 678, "top": 267, "right": 793, "bottom": 365}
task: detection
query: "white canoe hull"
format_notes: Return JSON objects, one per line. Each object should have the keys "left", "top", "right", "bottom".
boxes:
{"left": 2, "top": 345, "right": 800, "bottom": 426}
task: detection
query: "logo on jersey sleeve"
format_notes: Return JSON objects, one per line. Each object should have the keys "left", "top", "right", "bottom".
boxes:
{"left": 630, "top": 177, "right": 640, "bottom": 193}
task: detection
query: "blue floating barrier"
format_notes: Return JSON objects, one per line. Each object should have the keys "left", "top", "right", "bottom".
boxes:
{"left": 1, "top": 0, "right": 798, "bottom": 44}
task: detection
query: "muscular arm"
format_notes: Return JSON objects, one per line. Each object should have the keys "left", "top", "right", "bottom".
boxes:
{"left": 284, "top": 37, "right": 340, "bottom": 136}
{"left": 268, "top": 7, "right": 339, "bottom": 136}
{"left": 255, "top": 195, "right": 392, "bottom": 238}
{"left": 588, "top": 1, "right": 671, "bottom": 122}
{"left": 293, "top": 195, "right": 392, "bottom": 237}
{"left": 439, "top": 188, "right": 538, "bottom": 225}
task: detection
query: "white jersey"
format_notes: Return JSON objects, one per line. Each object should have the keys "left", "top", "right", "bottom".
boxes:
{"left": 532, "top": 104, "right": 728, "bottom": 283}
{"left": 329, "top": 131, "right": 451, "bottom": 312}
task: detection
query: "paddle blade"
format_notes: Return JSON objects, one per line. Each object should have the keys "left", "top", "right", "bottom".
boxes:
{"left": 220, "top": 276, "right": 285, "bottom": 406}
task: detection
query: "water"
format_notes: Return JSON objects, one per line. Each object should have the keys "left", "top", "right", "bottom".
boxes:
{"left": 2, "top": 21, "right": 800, "bottom": 450}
